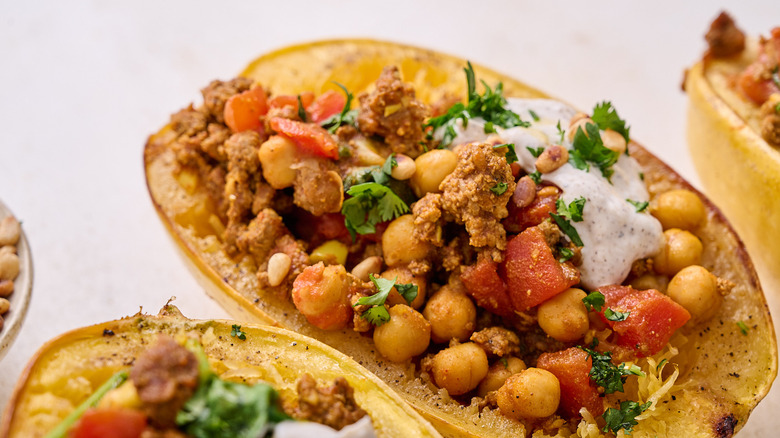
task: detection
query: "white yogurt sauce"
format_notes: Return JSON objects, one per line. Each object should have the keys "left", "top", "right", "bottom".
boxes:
{"left": 446, "top": 98, "right": 663, "bottom": 289}
{"left": 273, "top": 416, "right": 377, "bottom": 438}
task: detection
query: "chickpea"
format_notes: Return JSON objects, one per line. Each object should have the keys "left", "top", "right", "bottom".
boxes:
{"left": 390, "top": 154, "right": 417, "bottom": 180}
{"left": 291, "top": 263, "right": 352, "bottom": 331}
{"left": 373, "top": 305, "right": 431, "bottom": 362}
{"left": 653, "top": 228, "right": 703, "bottom": 276}
{"left": 423, "top": 285, "right": 477, "bottom": 343}
{"left": 629, "top": 273, "right": 669, "bottom": 293}
{"left": 477, "top": 357, "right": 527, "bottom": 397}
{"left": 380, "top": 267, "right": 427, "bottom": 309}
{"left": 0, "top": 251, "right": 19, "bottom": 281}
{"left": 410, "top": 149, "right": 458, "bottom": 197}
{"left": 257, "top": 135, "right": 298, "bottom": 189}
{"left": 537, "top": 288, "right": 589, "bottom": 342}
{"left": 667, "top": 265, "right": 722, "bottom": 322}
{"left": 650, "top": 189, "right": 706, "bottom": 231}
{"left": 382, "top": 215, "right": 433, "bottom": 267}
{"left": 431, "top": 342, "right": 489, "bottom": 395}
{"left": 497, "top": 368, "right": 560, "bottom": 420}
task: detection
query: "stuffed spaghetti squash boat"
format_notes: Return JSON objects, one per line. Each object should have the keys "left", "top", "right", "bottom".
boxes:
{"left": 0, "top": 305, "right": 442, "bottom": 437}
{"left": 685, "top": 12, "right": 780, "bottom": 300}
{"left": 144, "top": 40, "right": 776, "bottom": 437}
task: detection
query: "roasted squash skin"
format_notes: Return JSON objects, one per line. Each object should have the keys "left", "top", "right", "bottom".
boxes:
{"left": 144, "top": 40, "right": 777, "bottom": 437}
{"left": 0, "top": 305, "right": 442, "bottom": 438}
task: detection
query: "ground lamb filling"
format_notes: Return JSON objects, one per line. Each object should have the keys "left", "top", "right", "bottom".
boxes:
{"left": 161, "top": 65, "right": 734, "bottom": 434}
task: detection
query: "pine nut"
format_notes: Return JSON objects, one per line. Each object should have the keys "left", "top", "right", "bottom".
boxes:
{"left": 351, "top": 256, "right": 383, "bottom": 282}
{"left": 267, "top": 253, "right": 292, "bottom": 287}
{"left": 0, "top": 297, "right": 9, "bottom": 314}
{"left": 535, "top": 145, "right": 569, "bottom": 174}
{"left": 391, "top": 154, "right": 417, "bottom": 180}
{"left": 600, "top": 129, "right": 627, "bottom": 153}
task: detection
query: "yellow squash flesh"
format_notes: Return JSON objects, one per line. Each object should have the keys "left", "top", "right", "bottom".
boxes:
{"left": 686, "top": 39, "right": 780, "bottom": 308}
{"left": 0, "top": 306, "right": 442, "bottom": 438}
{"left": 144, "top": 39, "right": 777, "bottom": 437}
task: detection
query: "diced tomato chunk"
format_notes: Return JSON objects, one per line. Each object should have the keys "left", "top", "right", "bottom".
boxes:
{"left": 597, "top": 285, "right": 691, "bottom": 357}
{"left": 737, "top": 63, "right": 780, "bottom": 105}
{"left": 70, "top": 408, "right": 147, "bottom": 438}
{"left": 503, "top": 227, "right": 580, "bottom": 311}
{"left": 268, "top": 92, "right": 315, "bottom": 111}
{"left": 460, "top": 259, "right": 515, "bottom": 317}
{"left": 270, "top": 117, "right": 339, "bottom": 159}
{"left": 537, "top": 347, "right": 604, "bottom": 418}
{"left": 224, "top": 86, "right": 268, "bottom": 133}
{"left": 307, "top": 90, "right": 347, "bottom": 123}
{"left": 503, "top": 189, "right": 559, "bottom": 233}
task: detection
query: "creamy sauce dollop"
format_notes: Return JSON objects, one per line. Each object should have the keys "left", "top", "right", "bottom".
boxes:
{"left": 273, "top": 416, "right": 377, "bottom": 438}
{"left": 447, "top": 98, "right": 663, "bottom": 289}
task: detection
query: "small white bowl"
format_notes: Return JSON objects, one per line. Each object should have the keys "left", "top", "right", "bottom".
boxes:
{"left": 0, "top": 200, "right": 33, "bottom": 361}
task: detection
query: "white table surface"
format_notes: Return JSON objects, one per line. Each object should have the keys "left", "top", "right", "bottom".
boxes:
{"left": 1, "top": 1, "right": 779, "bottom": 435}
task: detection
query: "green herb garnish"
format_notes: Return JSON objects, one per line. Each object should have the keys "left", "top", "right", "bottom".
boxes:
{"left": 297, "top": 95, "right": 307, "bottom": 122}
{"left": 320, "top": 82, "right": 358, "bottom": 133}
{"left": 526, "top": 146, "right": 545, "bottom": 158}
{"left": 556, "top": 120, "right": 565, "bottom": 144}
{"left": 549, "top": 197, "right": 586, "bottom": 247}
{"left": 605, "top": 308, "right": 630, "bottom": 322}
{"left": 627, "top": 199, "right": 649, "bottom": 212}
{"left": 602, "top": 400, "right": 651, "bottom": 435}
{"left": 582, "top": 291, "right": 605, "bottom": 312}
{"left": 528, "top": 109, "right": 540, "bottom": 121}
{"left": 558, "top": 247, "right": 575, "bottom": 263}
{"left": 424, "top": 62, "right": 529, "bottom": 146}
{"left": 494, "top": 143, "right": 518, "bottom": 164}
{"left": 569, "top": 122, "right": 620, "bottom": 181}
{"left": 342, "top": 183, "right": 409, "bottom": 239}
{"left": 579, "top": 346, "right": 644, "bottom": 394}
{"left": 656, "top": 358, "right": 668, "bottom": 371}
{"left": 528, "top": 170, "right": 542, "bottom": 185}
{"left": 354, "top": 274, "right": 418, "bottom": 326}
{"left": 490, "top": 182, "right": 508, "bottom": 195}
{"left": 737, "top": 321, "right": 749, "bottom": 335}
{"left": 230, "top": 324, "right": 247, "bottom": 340}
{"left": 591, "top": 101, "right": 630, "bottom": 144}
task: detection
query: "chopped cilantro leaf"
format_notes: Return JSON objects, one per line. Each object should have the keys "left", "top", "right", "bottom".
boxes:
{"left": 591, "top": 101, "right": 630, "bottom": 144}
{"left": 355, "top": 274, "right": 418, "bottom": 326}
{"left": 526, "top": 146, "right": 545, "bottom": 158}
{"left": 382, "top": 153, "right": 397, "bottom": 175}
{"left": 528, "top": 170, "right": 542, "bottom": 185}
{"left": 500, "top": 357, "right": 509, "bottom": 368}
{"left": 558, "top": 247, "right": 575, "bottom": 263}
{"left": 230, "top": 324, "right": 247, "bottom": 340}
{"left": 494, "top": 143, "right": 518, "bottom": 164}
{"left": 602, "top": 400, "right": 651, "bottom": 435}
{"left": 579, "top": 346, "right": 645, "bottom": 395}
{"left": 569, "top": 122, "right": 620, "bottom": 181}
{"left": 490, "top": 182, "right": 508, "bottom": 195}
{"left": 424, "top": 62, "right": 529, "bottom": 146}
{"left": 342, "top": 183, "right": 409, "bottom": 239}
{"left": 297, "top": 95, "right": 307, "bottom": 122}
{"left": 528, "top": 109, "right": 540, "bottom": 121}
{"left": 627, "top": 199, "right": 649, "bottom": 212}
{"left": 582, "top": 291, "right": 605, "bottom": 312}
{"left": 639, "top": 172, "right": 645, "bottom": 181}
{"left": 320, "top": 82, "right": 358, "bottom": 133}
{"left": 605, "top": 308, "right": 630, "bottom": 322}
{"left": 549, "top": 197, "right": 585, "bottom": 247}
{"left": 737, "top": 321, "right": 749, "bottom": 335}
{"left": 556, "top": 120, "right": 565, "bottom": 144}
